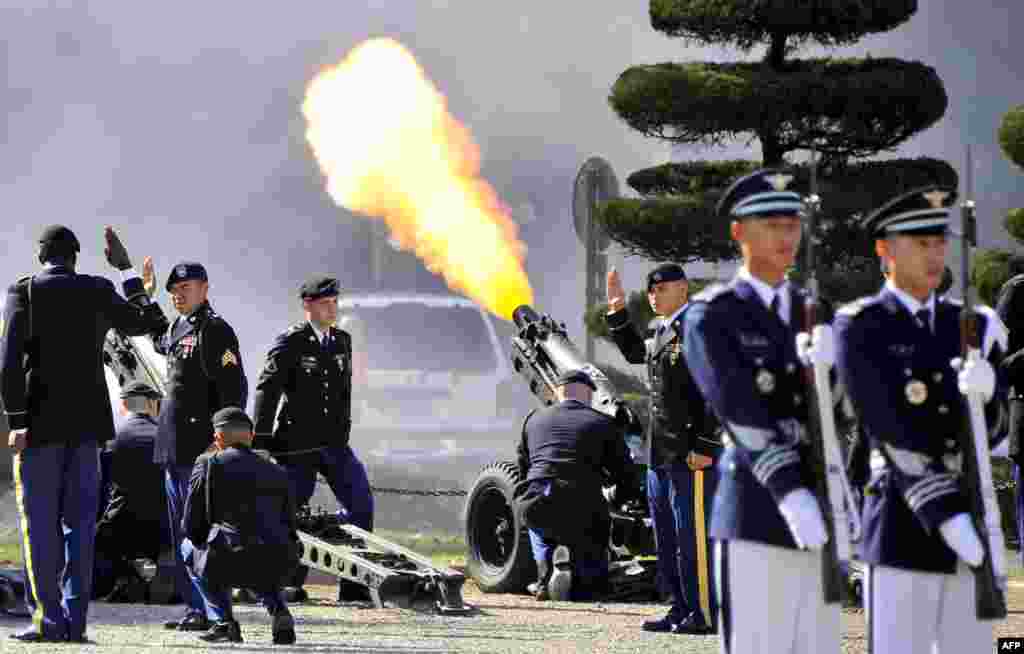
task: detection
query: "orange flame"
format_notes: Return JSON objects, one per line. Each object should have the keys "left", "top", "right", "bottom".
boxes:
{"left": 302, "top": 37, "right": 533, "bottom": 321}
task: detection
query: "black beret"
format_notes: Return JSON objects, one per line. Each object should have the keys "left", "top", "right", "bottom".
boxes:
{"left": 717, "top": 168, "right": 803, "bottom": 219}
{"left": 554, "top": 369, "right": 597, "bottom": 390}
{"left": 646, "top": 263, "right": 687, "bottom": 290}
{"left": 38, "top": 225, "right": 80, "bottom": 252}
{"left": 164, "top": 261, "right": 208, "bottom": 291}
{"left": 300, "top": 275, "right": 341, "bottom": 301}
{"left": 861, "top": 186, "right": 957, "bottom": 238}
{"left": 118, "top": 380, "right": 162, "bottom": 400}
{"left": 212, "top": 406, "right": 253, "bottom": 430}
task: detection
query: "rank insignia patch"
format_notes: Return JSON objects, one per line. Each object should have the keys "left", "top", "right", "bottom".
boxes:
{"left": 222, "top": 349, "right": 239, "bottom": 367}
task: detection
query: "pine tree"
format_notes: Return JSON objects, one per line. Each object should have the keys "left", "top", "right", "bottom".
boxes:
{"left": 597, "top": 1, "right": 955, "bottom": 303}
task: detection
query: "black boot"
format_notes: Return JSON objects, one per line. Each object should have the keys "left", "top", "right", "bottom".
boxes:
{"left": 199, "top": 620, "right": 243, "bottom": 643}
{"left": 272, "top": 609, "right": 296, "bottom": 645}
{"left": 547, "top": 546, "right": 572, "bottom": 601}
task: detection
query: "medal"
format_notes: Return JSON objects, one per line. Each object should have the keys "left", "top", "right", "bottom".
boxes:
{"left": 905, "top": 380, "right": 927, "bottom": 405}
{"left": 756, "top": 369, "right": 775, "bottom": 394}
{"left": 336, "top": 354, "right": 347, "bottom": 372}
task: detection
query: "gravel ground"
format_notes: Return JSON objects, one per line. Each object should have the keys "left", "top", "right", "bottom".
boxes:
{"left": 3, "top": 580, "right": 1024, "bottom": 653}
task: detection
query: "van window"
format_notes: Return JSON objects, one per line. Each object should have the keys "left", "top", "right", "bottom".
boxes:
{"left": 342, "top": 303, "right": 498, "bottom": 373}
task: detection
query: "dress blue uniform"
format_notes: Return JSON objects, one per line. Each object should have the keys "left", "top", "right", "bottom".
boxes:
{"left": 605, "top": 263, "right": 720, "bottom": 632}
{"left": 253, "top": 276, "right": 372, "bottom": 595}
{"left": 682, "top": 171, "right": 840, "bottom": 654}
{"left": 151, "top": 262, "right": 247, "bottom": 630}
{"left": 515, "top": 370, "right": 635, "bottom": 601}
{"left": 0, "top": 225, "right": 167, "bottom": 642}
{"left": 835, "top": 186, "right": 1008, "bottom": 654}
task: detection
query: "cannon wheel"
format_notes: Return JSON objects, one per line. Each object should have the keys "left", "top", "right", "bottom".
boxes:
{"left": 464, "top": 461, "right": 536, "bottom": 593}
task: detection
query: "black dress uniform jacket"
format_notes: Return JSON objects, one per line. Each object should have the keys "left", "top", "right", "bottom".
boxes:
{"left": 104, "top": 414, "right": 166, "bottom": 524}
{"left": 152, "top": 301, "right": 246, "bottom": 466}
{"left": 605, "top": 307, "right": 719, "bottom": 467}
{"left": 0, "top": 267, "right": 167, "bottom": 445}
{"left": 996, "top": 273, "right": 1024, "bottom": 465}
{"left": 836, "top": 289, "right": 1007, "bottom": 574}
{"left": 253, "top": 322, "right": 353, "bottom": 454}
{"left": 683, "top": 280, "right": 818, "bottom": 550}
{"left": 183, "top": 444, "right": 299, "bottom": 589}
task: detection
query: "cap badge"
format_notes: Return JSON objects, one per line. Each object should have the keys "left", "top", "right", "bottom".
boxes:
{"left": 765, "top": 173, "right": 793, "bottom": 192}
{"left": 922, "top": 190, "right": 949, "bottom": 209}
{"left": 175, "top": 264, "right": 187, "bottom": 278}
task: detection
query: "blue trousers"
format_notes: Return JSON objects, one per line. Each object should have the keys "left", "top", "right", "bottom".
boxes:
{"left": 1016, "top": 465, "right": 1023, "bottom": 566}
{"left": 164, "top": 465, "right": 209, "bottom": 617}
{"left": 647, "top": 461, "right": 718, "bottom": 627}
{"left": 13, "top": 442, "right": 100, "bottom": 640}
{"left": 178, "top": 538, "right": 285, "bottom": 621}
{"left": 283, "top": 445, "right": 374, "bottom": 530}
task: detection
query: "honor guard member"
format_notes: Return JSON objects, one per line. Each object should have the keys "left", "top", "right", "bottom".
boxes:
{"left": 148, "top": 260, "right": 247, "bottom": 632}
{"left": 253, "top": 275, "right": 373, "bottom": 597}
{"left": 995, "top": 256, "right": 1024, "bottom": 563}
{"left": 515, "top": 370, "right": 635, "bottom": 602}
{"left": 835, "top": 187, "right": 1009, "bottom": 654}
{"left": 604, "top": 263, "right": 720, "bottom": 634}
{"left": 1, "top": 225, "right": 168, "bottom": 642}
{"left": 93, "top": 381, "right": 171, "bottom": 601}
{"left": 182, "top": 407, "right": 297, "bottom": 644}
{"left": 682, "top": 170, "right": 839, "bottom": 654}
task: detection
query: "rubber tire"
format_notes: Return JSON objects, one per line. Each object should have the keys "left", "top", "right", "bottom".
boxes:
{"left": 464, "top": 461, "right": 537, "bottom": 593}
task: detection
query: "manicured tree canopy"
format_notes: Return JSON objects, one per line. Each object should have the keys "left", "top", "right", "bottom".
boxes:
{"left": 999, "top": 105, "right": 1024, "bottom": 169}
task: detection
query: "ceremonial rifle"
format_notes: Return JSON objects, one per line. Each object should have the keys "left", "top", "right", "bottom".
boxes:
{"left": 801, "top": 154, "right": 859, "bottom": 604}
{"left": 957, "top": 145, "right": 1008, "bottom": 619}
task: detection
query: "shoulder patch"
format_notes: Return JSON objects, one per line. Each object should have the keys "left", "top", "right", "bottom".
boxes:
{"left": 692, "top": 283, "right": 732, "bottom": 304}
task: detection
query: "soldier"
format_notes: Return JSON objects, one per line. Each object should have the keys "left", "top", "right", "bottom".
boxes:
{"left": 515, "top": 370, "right": 635, "bottom": 601}
{"left": 995, "top": 256, "right": 1024, "bottom": 561}
{"left": 182, "top": 407, "right": 298, "bottom": 644}
{"left": 604, "top": 263, "right": 720, "bottom": 634}
{"left": 143, "top": 260, "right": 248, "bottom": 632}
{"left": 93, "top": 381, "right": 170, "bottom": 602}
{"left": 1, "top": 225, "right": 167, "bottom": 642}
{"left": 253, "top": 275, "right": 373, "bottom": 599}
{"left": 682, "top": 169, "right": 839, "bottom": 653}
{"left": 835, "top": 186, "right": 1008, "bottom": 653}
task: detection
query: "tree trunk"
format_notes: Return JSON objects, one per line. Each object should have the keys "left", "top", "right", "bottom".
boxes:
{"left": 766, "top": 31, "right": 787, "bottom": 69}
{"left": 759, "top": 130, "right": 785, "bottom": 167}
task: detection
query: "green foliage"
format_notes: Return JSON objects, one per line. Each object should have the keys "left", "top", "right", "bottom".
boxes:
{"left": 999, "top": 105, "right": 1024, "bottom": 170}
{"left": 649, "top": 0, "right": 916, "bottom": 49}
{"left": 972, "top": 248, "right": 1014, "bottom": 306}
{"left": 1006, "top": 208, "right": 1024, "bottom": 244}
{"left": 609, "top": 59, "right": 947, "bottom": 160}
{"left": 584, "top": 280, "right": 716, "bottom": 342}
{"left": 600, "top": 196, "right": 738, "bottom": 263}
{"left": 627, "top": 160, "right": 758, "bottom": 196}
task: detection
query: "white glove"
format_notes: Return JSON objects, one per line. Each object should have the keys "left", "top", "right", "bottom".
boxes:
{"left": 796, "top": 324, "right": 835, "bottom": 369}
{"left": 778, "top": 488, "right": 829, "bottom": 551}
{"left": 938, "top": 513, "right": 984, "bottom": 567}
{"left": 952, "top": 357, "right": 996, "bottom": 402}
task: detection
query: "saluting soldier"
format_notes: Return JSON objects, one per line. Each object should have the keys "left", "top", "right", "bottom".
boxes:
{"left": 1, "top": 226, "right": 167, "bottom": 642}
{"left": 253, "top": 276, "right": 373, "bottom": 599}
{"left": 682, "top": 169, "right": 839, "bottom": 654}
{"left": 834, "top": 187, "right": 1008, "bottom": 654}
{"left": 604, "top": 263, "right": 720, "bottom": 634}
{"left": 144, "top": 260, "right": 248, "bottom": 632}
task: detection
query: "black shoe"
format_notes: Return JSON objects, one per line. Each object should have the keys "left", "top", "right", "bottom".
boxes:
{"left": 9, "top": 629, "right": 65, "bottom": 643}
{"left": 641, "top": 611, "right": 681, "bottom": 633}
{"left": 232, "top": 588, "right": 259, "bottom": 604}
{"left": 272, "top": 609, "right": 296, "bottom": 645}
{"left": 199, "top": 620, "right": 243, "bottom": 643}
{"left": 547, "top": 546, "right": 572, "bottom": 602}
{"left": 164, "top": 612, "right": 210, "bottom": 631}
{"left": 283, "top": 586, "right": 309, "bottom": 603}
{"left": 671, "top": 614, "right": 715, "bottom": 635}
{"left": 527, "top": 581, "right": 550, "bottom": 601}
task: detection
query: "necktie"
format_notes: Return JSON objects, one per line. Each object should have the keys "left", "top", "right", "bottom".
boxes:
{"left": 321, "top": 333, "right": 330, "bottom": 350}
{"left": 915, "top": 308, "right": 932, "bottom": 333}
{"left": 770, "top": 293, "right": 781, "bottom": 320}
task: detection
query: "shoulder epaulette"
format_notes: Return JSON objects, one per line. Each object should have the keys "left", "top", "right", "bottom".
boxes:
{"left": 837, "top": 296, "right": 877, "bottom": 317}
{"left": 283, "top": 322, "right": 307, "bottom": 337}
{"left": 692, "top": 283, "right": 731, "bottom": 304}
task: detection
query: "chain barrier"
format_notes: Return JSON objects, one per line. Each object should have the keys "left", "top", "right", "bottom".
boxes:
{"left": 369, "top": 486, "right": 469, "bottom": 498}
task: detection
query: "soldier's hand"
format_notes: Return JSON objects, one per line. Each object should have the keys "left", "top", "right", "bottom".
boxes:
{"left": 103, "top": 226, "right": 133, "bottom": 271}
{"left": 687, "top": 451, "right": 713, "bottom": 470}
{"left": 7, "top": 429, "right": 28, "bottom": 453}
{"left": 142, "top": 257, "right": 157, "bottom": 297}
{"left": 606, "top": 267, "right": 626, "bottom": 312}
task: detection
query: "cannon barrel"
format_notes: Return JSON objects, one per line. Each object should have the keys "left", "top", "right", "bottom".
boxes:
{"left": 509, "top": 305, "right": 639, "bottom": 432}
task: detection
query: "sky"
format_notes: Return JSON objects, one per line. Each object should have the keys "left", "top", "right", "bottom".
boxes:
{"left": 2, "top": 1, "right": 1023, "bottom": 378}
